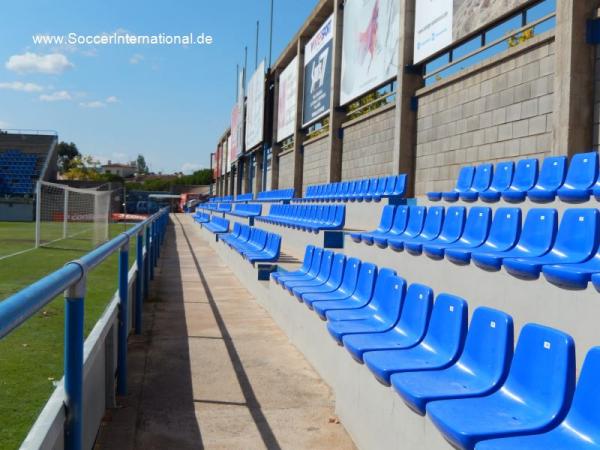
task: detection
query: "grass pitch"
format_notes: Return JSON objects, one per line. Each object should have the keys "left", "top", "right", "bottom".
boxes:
{"left": 0, "top": 221, "right": 135, "bottom": 449}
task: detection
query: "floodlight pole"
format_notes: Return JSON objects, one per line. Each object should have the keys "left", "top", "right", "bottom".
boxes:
{"left": 255, "top": 21, "right": 259, "bottom": 70}
{"left": 268, "top": 0, "right": 274, "bottom": 68}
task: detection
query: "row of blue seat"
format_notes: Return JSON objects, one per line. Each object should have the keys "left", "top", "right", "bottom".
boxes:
{"left": 255, "top": 204, "right": 345, "bottom": 232}
{"left": 192, "top": 211, "right": 210, "bottom": 223}
{"left": 428, "top": 152, "right": 600, "bottom": 203}
{"left": 210, "top": 195, "right": 234, "bottom": 203}
{"left": 271, "top": 246, "right": 600, "bottom": 450}
{"left": 350, "top": 204, "right": 600, "bottom": 289}
{"left": 234, "top": 193, "right": 254, "bottom": 202}
{"left": 221, "top": 223, "right": 281, "bottom": 263}
{"left": 203, "top": 216, "right": 230, "bottom": 234}
{"left": 0, "top": 149, "right": 41, "bottom": 196}
{"left": 297, "top": 174, "right": 406, "bottom": 203}
{"left": 197, "top": 202, "right": 232, "bottom": 213}
{"left": 256, "top": 188, "right": 295, "bottom": 202}
{"left": 228, "top": 203, "right": 262, "bottom": 218}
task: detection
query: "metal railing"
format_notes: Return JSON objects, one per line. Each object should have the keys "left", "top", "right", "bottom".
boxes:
{"left": 0, "top": 208, "right": 169, "bottom": 450}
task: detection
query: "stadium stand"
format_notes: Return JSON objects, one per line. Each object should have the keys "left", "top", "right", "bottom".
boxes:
{"left": 221, "top": 223, "right": 281, "bottom": 263}
{"left": 255, "top": 204, "right": 345, "bottom": 232}
{"left": 298, "top": 174, "right": 406, "bottom": 203}
{"left": 228, "top": 203, "right": 262, "bottom": 218}
{"left": 234, "top": 192, "right": 254, "bottom": 202}
{"left": 193, "top": 211, "right": 210, "bottom": 223}
{"left": 203, "top": 216, "right": 229, "bottom": 234}
{"left": 0, "top": 149, "right": 41, "bottom": 195}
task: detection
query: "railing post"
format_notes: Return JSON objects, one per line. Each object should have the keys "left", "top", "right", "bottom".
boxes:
{"left": 149, "top": 222, "right": 155, "bottom": 280}
{"left": 144, "top": 225, "right": 150, "bottom": 297}
{"left": 64, "top": 261, "right": 86, "bottom": 450}
{"left": 117, "top": 236, "right": 129, "bottom": 396}
{"left": 135, "top": 230, "right": 144, "bottom": 334}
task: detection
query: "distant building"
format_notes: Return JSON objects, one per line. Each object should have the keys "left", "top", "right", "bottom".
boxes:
{"left": 100, "top": 161, "right": 136, "bottom": 178}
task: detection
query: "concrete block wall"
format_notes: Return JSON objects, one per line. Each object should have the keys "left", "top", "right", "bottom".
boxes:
{"left": 278, "top": 151, "right": 295, "bottom": 189}
{"left": 341, "top": 105, "right": 396, "bottom": 180}
{"left": 302, "top": 135, "right": 330, "bottom": 188}
{"left": 414, "top": 35, "right": 555, "bottom": 196}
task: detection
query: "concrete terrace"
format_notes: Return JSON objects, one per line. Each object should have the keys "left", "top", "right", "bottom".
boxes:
{"left": 95, "top": 214, "right": 355, "bottom": 450}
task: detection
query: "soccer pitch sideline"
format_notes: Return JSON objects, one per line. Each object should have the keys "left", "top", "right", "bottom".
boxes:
{"left": 0, "top": 222, "right": 135, "bottom": 450}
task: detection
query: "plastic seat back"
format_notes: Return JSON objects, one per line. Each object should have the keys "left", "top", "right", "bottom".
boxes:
{"left": 471, "top": 163, "right": 493, "bottom": 192}
{"left": 438, "top": 207, "right": 467, "bottom": 241}
{"left": 230, "top": 222, "right": 242, "bottom": 237}
{"left": 486, "top": 208, "right": 521, "bottom": 248}
{"left": 563, "top": 152, "right": 598, "bottom": 190}
{"left": 461, "top": 207, "right": 492, "bottom": 244}
{"left": 390, "top": 205, "right": 410, "bottom": 233}
{"left": 299, "top": 246, "right": 315, "bottom": 272}
{"left": 354, "top": 263, "right": 379, "bottom": 301}
{"left": 340, "top": 258, "right": 361, "bottom": 293}
{"left": 366, "top": 178, "right": 379, "bottom": 197}
{"left": 375, "top": 275, "right": 406, "bottom": 322}
{"left": 367, "top": 267, "right": 399, "bottom": 308}
{"left": 420, "top": 206, "right": 444, "bottom": 239}
{"left": 502, "top": 324, "right": 575, "bottom": 417}
{"left": 536, "top": 156, "right": 567, "bottom": 190}
{"left": 340, "top": 181, "right": 350, "bottom": 198}
{"left": 404, "top": 206, "right": 427, "bottom": 237}
{"left": 327, "top": 253, "right": 346, "bottom": 285}
{"left": 563, "top": 347, "right": 600, "bottom": 440}
{"left": 307, "top": 247, "right": 324, "bottom": 276}
{"left": 553, "top": 208, "right": 599, "bottom": 257}
{"left": 392, "top": 174, "right": 407, "bottom": 196}
{"left": 316, "top": 250, "right": 335, "bottom": 280}
{"left": 358, "top": 179, "right": 370, "bottom": 196}
{"left": 512, "top": 158, "right": 538, "bottom": 190}
{"left": 455, "top": 166, "right": 475, "bottom": 192}
{"left": 374, "top": 205, "right": 397, "bottom": 233}
{"left": 517, "top": 208, "right": 557, "bottom": 253}
{"left": 383, "top": 175, "right": 397, "bottom": 196}
{"left": 422, "top": 294, "right": 468, "bottom": 357}
{"left": 489, "top": 161, "right": 514, "bottom": 192}
{"left": 458, "top": 307, "right": 514, "bottom": 385}
{"left": 395, "top": 284, "right": 433, "bottom": 342}
{"left": 375, "top": 177, "right": 387, "bottom": 196}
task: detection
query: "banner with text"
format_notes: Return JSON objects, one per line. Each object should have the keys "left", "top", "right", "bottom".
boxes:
{"left": 302, "top": 14, "right": 334, "bottom": 127}
{"left": 277, "top": 55, "right": 298, "bottom": 142}
{"left": 340, "top": 0, "right": 399, "bottom": 105}
{"left": 414, "top": 0, "right": 528, "bottom": 63}
{"left": 245, "top": 60, "right": 265, "bottom": 150}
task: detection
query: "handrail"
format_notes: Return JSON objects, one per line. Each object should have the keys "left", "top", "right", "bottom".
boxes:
{"left": 0, "top": 207, "right": 170, "bottom": 450}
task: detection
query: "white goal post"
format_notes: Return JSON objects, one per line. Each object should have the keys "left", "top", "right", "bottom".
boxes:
{"left": 35, "top": 181, "right": 112, "bottom": 248}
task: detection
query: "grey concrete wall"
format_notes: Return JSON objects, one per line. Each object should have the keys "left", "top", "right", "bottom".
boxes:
{"left": 414, "top": 35, "right": 555, "bottom": 196}
{"left": 341, "top": 105, "right": 396, "bottom": 180}
{"left": 303, "top": 135, "right": 330, "bottom": 187}
{"left": 278, "top": 151, "right": 295, "bottom": 189}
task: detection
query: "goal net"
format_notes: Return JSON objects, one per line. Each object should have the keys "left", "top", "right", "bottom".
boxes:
{"left": 35, "top": 181, "right": 112, "bottom": 249}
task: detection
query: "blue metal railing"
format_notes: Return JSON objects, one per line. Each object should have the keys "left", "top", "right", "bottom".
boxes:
{"left": 0, "top": 208, "right": 169, "bottom": 450}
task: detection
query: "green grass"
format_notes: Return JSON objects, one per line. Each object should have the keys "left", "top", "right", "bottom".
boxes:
{"left": 0, "top": 222, "right": 136, "bottom": 450}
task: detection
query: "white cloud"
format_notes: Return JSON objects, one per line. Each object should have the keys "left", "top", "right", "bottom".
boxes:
{"left": 106, "top": 95, "right": 118, "bottom": 103}
{"left": 0, "top": 120, "right": 10, "bottom": 129}
{"left": 79, "top": 100, "right": 106, "bottom": 108}
{"left": 40, "top": 90, "right": 72, "bottom": 102}
{"left": 0, "top": 81, "right": 44, "bottom": 92}
{"left": 6, "top": 52, "right": 73, "bottom": 74}
{"left": 129, "top": 53, "right": 144, "bottom": 64}
{"left": 181, "top": 162, "right": 204, "bottom": 174}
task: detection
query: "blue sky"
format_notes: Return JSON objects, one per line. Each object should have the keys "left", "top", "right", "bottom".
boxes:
{"left": 0, "top": 0, "right": 318, "bottom": 173}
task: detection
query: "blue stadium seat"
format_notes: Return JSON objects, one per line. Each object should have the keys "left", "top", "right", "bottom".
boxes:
{"left": 375, "top": 205, "right": 425, "bottom": 249}
{"left": 193, "top": 211, "right": 210, "bottom": 223}
{"left": 427, "top": 324, "right": 576, "bottom": 450}
{"left": 501, "top": 158, "right": 539, "bottom": 202}
{"left": 245, "top": 233, "right": 281, "bottom": 263}
{"left": 326, "top": 273, "right": 406, "bottom": 344}
{"left": 303, "top": 257, "right": 361, "bottom": 308}
{"left": 503, "top": 208, "right": 599, "bottom": 280}
{"left": 472, "top": 209, "right": 557, "bottom": 272}
{"left": 542, "top": 243, "right": 600, "bottom": 290}
{"left": 460, "top": 164, "right": 493, "bottom": 202}
{"left": 405, "top": 207, "right": 466, "bottom": 255}
{"left": 389, "top": 174, "right": 407, "bottom": 198}
{"left": 284, "top": 250, "right": 334, "bottom": 292}
{"left": 362, "top": 178, "right": 379, "bottom": 203}
{"left": 392, "top": 307, "right": 513, "bottom": 416}
{"left": 363, "top": 293, "right": 468, "bottom": 385}
{"left": 271, "top": 246, "right": 314, "bottom": 284}
{"left": 479, "top": 161, "right": 514, "bottom": 202}
{"left": 446, "top": 208, "right": 521, "bottom": 265}
{"left": 367, "top": 205, "right": 409, "bottom": 247}
{"left": 204, "top": 216, "right": 230, "bottom": 234}
{"left": 366, "top": 177, "right": 387, "bottom": 202}
{"left": 293, "top": 253, "right": 345, "bottom": 300}
{"left": 381, "top": 175, "right": 398, "bottom": 200}
{"left": 220, "top": 223, "right": 243, "bottom": 243}
{"left": 388, "top": 206, "right": 444, "bottom": 252}
{"left": 423, "top": 207, "right": 491, "bottom": 259}
{"left": 230, "top": 203, "right": 262, "bottom": 217}
{"left": 342, "top": 283, "right": 433, "bottom": 362}
{"left": 527, "top": 156, "right": 567, "bottom": 202}
{"left": 349, "top": 205, "right": 396, "bottom": 243}
{"left": 557, "top": 152, "right": 598, "bottom": 202}
{"left": 277, "top": 247, "right": 324, "bottom": 286}
{"left": 312, "top": 264, "right": 379, "bottom": 320}
{"left": 224, "top": 224, "right": 251, "bottom": 248}
{"left": 427, "top": 166, "right": 474, "bottom": 202}
{"left": 475, "top": 347, "right": 600, "bottom": 450}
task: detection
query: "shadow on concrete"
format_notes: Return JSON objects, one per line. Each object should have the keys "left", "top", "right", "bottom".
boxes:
{"left": 175, "top": 215, "right": 283, "bottom": 450}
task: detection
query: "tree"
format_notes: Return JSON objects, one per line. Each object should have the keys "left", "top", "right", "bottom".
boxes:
{"left": 56, "top": 141, "right": 80, "bottom": 173}
{"left": 62, "top": 155, "right": 110, "bottom": 181}
{"left": 136, "top": 154, "right": 149, "bottom": 174}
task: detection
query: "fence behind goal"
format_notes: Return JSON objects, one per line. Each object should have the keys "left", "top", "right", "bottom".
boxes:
{"left": 36, "top": 181, "right": 112, "bottom": 250}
